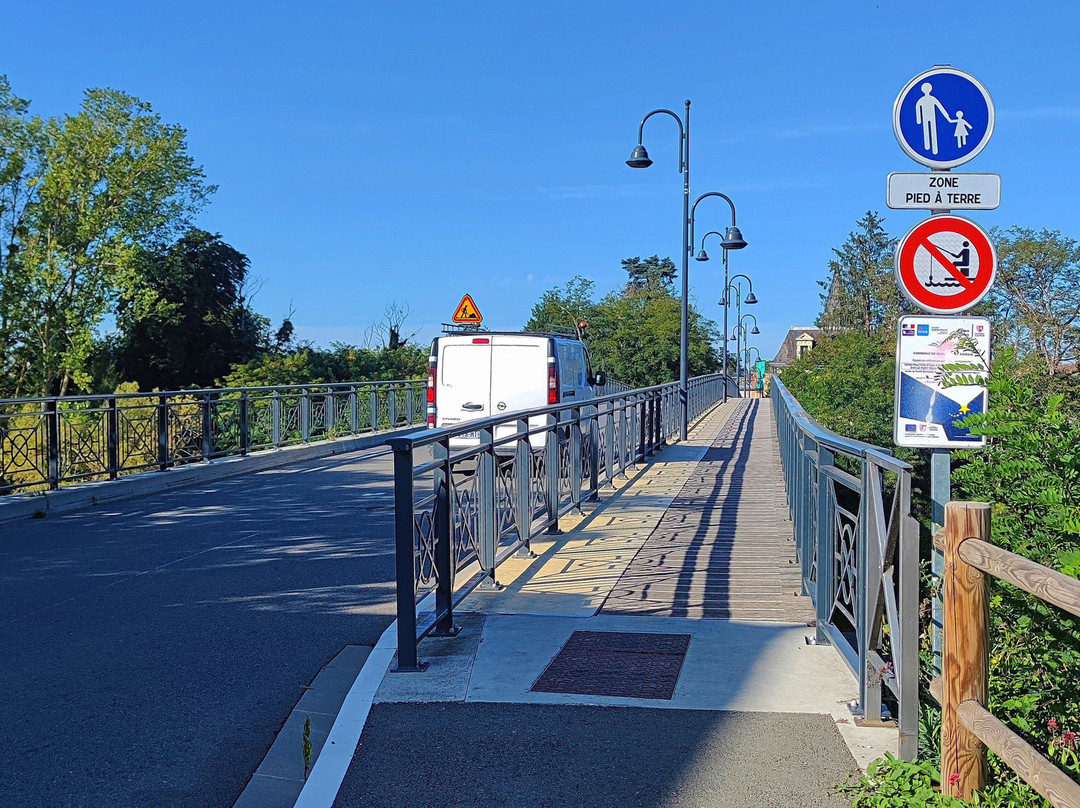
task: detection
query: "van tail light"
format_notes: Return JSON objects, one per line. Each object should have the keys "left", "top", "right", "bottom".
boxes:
{"left": 427, "top": 354, "right": 437, "bottom": 426}
{"left": 547, "top": 358, "right": 559, "bottom": 405}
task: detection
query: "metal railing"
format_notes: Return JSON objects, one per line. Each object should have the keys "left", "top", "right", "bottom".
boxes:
{"left": 772, "top": 377, "right": 919, "bottom": 761}
{"left": 0, "top": 381, "right": 426, "bottom": 494}
{"left": 388, "top": 374, "right": 727, "bottom": 671}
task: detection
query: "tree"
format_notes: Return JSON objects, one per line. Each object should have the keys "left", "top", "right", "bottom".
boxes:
{"left": 817, "top": 211, "right": 902, "bottom": 336}
{"left": 989, "top": 227, "right": 1080, "bottom": 374}
{"left": 111, "top": 230, "right": 266, "bottom": 390}
{"left": 0, "top": 77, "right": 213, "bottom": 396}
{"left": 523, "top": 276, "right": 596, "bottom": 335}
{"left": 524, "top": 260, "right": 719, "bottom": 388}
{"left": 622, "top": 255, "right": 677, "bottom": 294}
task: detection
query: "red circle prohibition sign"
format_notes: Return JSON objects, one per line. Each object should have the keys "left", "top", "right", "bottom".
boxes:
{"left": 895, "top": 214, "right": 996, "bottom": 314}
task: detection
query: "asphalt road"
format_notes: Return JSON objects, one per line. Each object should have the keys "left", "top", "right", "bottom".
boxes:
{"left": 0, "top": 447, "right": 402, "bottom": 808}
{"left": 337, "top": 703, "right": 855, "bottom": 808}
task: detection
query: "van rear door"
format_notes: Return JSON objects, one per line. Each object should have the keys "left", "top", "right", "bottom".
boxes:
{"left": 436, "top": 338, "right": 492, "bottom": 436}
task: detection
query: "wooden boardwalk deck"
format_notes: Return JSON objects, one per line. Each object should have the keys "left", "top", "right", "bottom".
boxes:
{"left": 601, "top": 399, "right": 815, "bottom": 622}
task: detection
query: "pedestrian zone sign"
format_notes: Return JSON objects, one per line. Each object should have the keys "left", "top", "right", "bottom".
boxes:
{"left": 452, "top": 294, "right": 483, "bottom": 324}
{"left": 895, "top": 215, "right": 996, "bottom": 314}
{"left": 894, "top": 315, "right": 989, "bottom": 449}
{"left": 893, "top": 66, "right": 994, "bottom": 169}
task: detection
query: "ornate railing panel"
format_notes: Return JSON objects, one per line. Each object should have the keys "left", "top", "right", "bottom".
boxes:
{"left": 389, "top": 374, "right": 726, "bottom": 672}
{"left": 0, "top": 381, "right": 426, "bottom": 494}
{"left": 772, "top": 377, "right": 919, "bottom": 761}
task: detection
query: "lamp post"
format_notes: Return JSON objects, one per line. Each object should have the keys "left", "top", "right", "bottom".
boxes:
{"left": 719, "top": 273, "right": 757, "bottom": 400}
{"left": 693, "top": 194, "right": 748, "bottom": 404}
{"left": 743, "top": 346, "right": 762, "bottom": 396}
{"left": 627, "top": 102, "right": 749, "bottom": 437}
{"left": 626, "top": 101, "right": 691, "bottom": 438}
{"left": 738, "top": 313, "right": 764, "bottom": 395}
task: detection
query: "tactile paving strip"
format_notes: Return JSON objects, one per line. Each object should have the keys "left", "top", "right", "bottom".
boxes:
{"left": 530, "top": 631, "right": 690, "bottom": 700}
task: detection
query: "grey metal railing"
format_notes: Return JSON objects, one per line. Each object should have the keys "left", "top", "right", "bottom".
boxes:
{"left": 388, "top": 374, "right": 726, "bottom": 671}
{"left": 0, "top": 381, "right": 425, "bottom": 494}
{"left": 772, "top": 377, "right": 918, "bottom": 761}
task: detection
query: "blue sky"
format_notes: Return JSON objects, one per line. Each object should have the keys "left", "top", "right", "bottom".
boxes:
{"left": 6, "top": 1, "right": 1079, "bottom": 364}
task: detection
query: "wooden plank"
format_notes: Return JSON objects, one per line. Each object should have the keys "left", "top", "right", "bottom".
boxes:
{"left": 934, "top": 526, "right": 945, "bottom": 552}
{"left": 959, "top": 701, "right": 1080, "bottom": 808}
{"left": 941, "top": 501, "right": 990, "bottom": 799}
{"left": 929, "top": 676, "right": 942, "bottom": 705}
{"left": 959, "top": 538, "right": 1080, "bottom": 620}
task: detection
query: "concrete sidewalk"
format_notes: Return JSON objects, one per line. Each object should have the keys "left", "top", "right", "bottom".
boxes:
{"left": 275, "top": 400, "right": 897, "bottom": 807}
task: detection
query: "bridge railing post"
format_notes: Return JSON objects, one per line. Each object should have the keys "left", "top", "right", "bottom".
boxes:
{"left": 514, "top": 416, "right": 532, "bottom": 553}
{"left": 432, "top": 440, "right": 457, "bottom": 636}
{"left": 239, "top": 392, "right": 250, "bottom": 456}
{"left": 157, "top": 395, "right": 169, "bottom": 471}
{"left": 271, "top": 391, "right": 281, "bottom": 446}
{"left": 349, "top": 386, "right": 358, "bottom": 434}
{"left": 390, "top": 437, "right": 423, "bottom": 672}
{"left": 389, "top": 385, "right": 398, "bottom": 427}
{"left": 569, "top": 406, "right": 582, "bottom": 510}
{"left": 370, "top": 385, "right": 379, "bottom": 433}
{"left": 300, "top": 391, "right": 311, "bottom": 442}
{"left": 107, "top": 397, "right": 120, "bottom": 479}
{"left": 603, "top": 403, "right": 615, "bottom": 489}
{"left": 46, "top": 399, "right": 60, "bottom": 489}
{"left": 477, "top": 424, "right": 498, "bottom": 587}
{"left": 588, "top": 407, "right": 600, "bottom": 501}
{"left": 201, "top": 394, "right": 213, "bottom": 460}
{"left": 814, "top": 445, "right": 834, "bottom": 644}
{"left": 544, "top": 414, "right": 560, "bottom": 535}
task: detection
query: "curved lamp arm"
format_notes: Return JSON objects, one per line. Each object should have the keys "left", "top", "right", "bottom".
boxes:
{"left": 632, "top": 107, "right": 687, "bottom": 173}
{"left": 689, "top": 191, "right": 737, "bottom": 256}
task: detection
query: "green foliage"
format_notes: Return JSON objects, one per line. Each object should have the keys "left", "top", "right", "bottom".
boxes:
{"left": 988, "top": 227, "right": 1080, "bottom": 374}
{"left": 778, "top": 329, "right": 901, "bottom": 451}
{"left": 840, "top": 753, "right": 969, "bottom": 807}
{"left": 949, "top": 351, "right": 1080, "bottom": 770}
{"left": 524, "top": 262, "right": 720, "bottom": 389}
{"left": 817, "top": 211, "right": 903, "bottom": 336}
{"left": 109, "top": 230, "right": 267, "bottom": 390}
{"left": 223, "top": 341, "right": 426, "bottom": 388}
{"left": 0, "top": 76, "right": 213, "bottom": 396}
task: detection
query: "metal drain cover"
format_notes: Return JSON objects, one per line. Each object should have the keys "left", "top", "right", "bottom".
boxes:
{"left": 530, "top": 631, "right": 690, "bottom": 700}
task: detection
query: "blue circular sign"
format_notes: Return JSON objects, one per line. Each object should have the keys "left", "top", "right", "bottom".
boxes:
{"left": 893, "top": 67, "right": 994, "bottom": 169}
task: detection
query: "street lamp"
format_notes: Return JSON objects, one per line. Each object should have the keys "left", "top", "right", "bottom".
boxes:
{"left": 692, "top": 194, "right": 747, "bottom": 406}
{"left": 628, "top": 103, "right": 747, "bottom": 434}
{"left": 736, "top": 314, "right": 760, "bottom": 394}
{"left": 626, "top": 100, "right": 691, "bottom": 438}
{"left": 719, "top": 273, "right": 757, "bottom": 400}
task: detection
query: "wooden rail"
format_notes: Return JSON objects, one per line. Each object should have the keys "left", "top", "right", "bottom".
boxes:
{"left": 939, "top": 501, "right": 1080, "bottom": 806}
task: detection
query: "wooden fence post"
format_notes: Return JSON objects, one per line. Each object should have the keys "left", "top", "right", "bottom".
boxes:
{"left": 941, "top": 500, "right": 991, "bottom": 799}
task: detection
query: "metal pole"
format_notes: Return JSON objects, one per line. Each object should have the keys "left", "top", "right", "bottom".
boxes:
{"left": 722, "top": 250, "right": 730, "bottom": 402}
{"left": 679, "top": 99, "right": 690, "bottom": 441}
{"left": 931, "top": 447, "right": 950, "bottom": 677}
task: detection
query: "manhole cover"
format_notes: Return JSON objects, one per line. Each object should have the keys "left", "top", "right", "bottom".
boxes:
{"left": 530, "top": 631, "right": 690, "bottom": 700}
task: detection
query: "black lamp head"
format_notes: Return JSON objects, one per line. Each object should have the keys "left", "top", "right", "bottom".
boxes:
{"left": 695, "top": 249, "right": 709, "bottom": 262}
{"left": 722, "top": 225, "right": 748, "bottom": 250}
{"left": 744, "top": 291, "right": 758, "bottom": 305}
{"left": 626, "top": 144, "right": 653, "bottom": 169}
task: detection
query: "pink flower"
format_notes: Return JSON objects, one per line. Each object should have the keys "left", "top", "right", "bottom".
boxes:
{"left": 1048, "top": 718, "right": 1059, "bottom": 731}
{"left": 948, "top": 773, "right": 962, "bottom": 787}
{"left": 1062, "top": 731, "right": 1078, "bottom": 750}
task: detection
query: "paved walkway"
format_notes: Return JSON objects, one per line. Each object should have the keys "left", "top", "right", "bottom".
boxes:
{"left": 279, "top": 399, "right": 898, "bottom": 808}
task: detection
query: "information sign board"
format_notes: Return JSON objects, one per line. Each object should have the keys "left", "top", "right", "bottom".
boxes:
{"left": 894, "top": 315, "right": 989, "bottom": 448}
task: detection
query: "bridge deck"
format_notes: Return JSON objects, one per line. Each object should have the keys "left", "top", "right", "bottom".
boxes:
{"left": 326, "top": 399, "right": 895, "bottom": 808}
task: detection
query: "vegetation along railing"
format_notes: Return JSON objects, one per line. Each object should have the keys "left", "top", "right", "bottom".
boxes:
{"left": 930, "top": 501, "right": 1080, "bottom": 806}
{"left": 387, "top": 374, "right": 727, "bottom": 671}
{"left": 0, "top": 381, "right": 427, "bottom": 494}
{"left": 772, "top": 377, "right": 919, "bottom": 761}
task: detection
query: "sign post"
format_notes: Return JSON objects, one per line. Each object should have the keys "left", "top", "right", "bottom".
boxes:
{"left": 889, "top": 65, "right": 998, "bottom": 704}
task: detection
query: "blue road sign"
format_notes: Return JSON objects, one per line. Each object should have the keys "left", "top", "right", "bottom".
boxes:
{"left": 893, "top": 67, "right": 994, "bottom": 169}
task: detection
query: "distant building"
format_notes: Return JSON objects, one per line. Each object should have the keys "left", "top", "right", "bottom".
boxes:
{"left": 770, "top": 327, "right": 826, "bottom": 371}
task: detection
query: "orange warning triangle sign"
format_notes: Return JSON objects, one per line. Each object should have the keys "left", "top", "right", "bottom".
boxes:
{"left": 452, "top": 294, "right": 483, "bottom": 323}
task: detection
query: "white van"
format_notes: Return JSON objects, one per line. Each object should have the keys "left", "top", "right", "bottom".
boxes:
{"left": 427, "top": 331, "right": 605, "bottom": 450}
